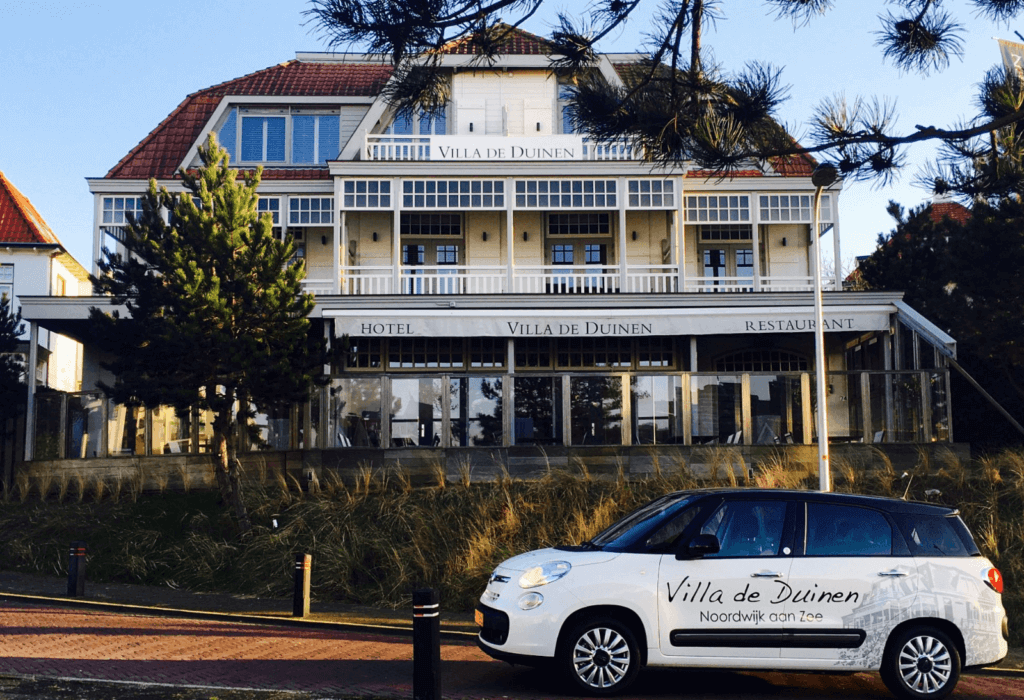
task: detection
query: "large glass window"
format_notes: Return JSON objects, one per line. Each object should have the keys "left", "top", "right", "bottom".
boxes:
{"left": 33, "top": 394, "right": 62, "bottom": 460}
{"left": 107, "top": 402, "right": 146, "bottom": 456}
{"left": 451, "top": 377, "right": 503, "bottom": 447}
{"left": 330, "top": 377, "right": 382, "bottom": 448}
{"left": 631, "top": 375, "right": 682, "bottom": 445}
{"left": 749, "top": 375, "right": 803, "bottom": 445}
{"left": 150, "top": 405, "right": 191, "bottom": 455}
{"left": 241, "top": 115, "right": 286, "bottom": 162}
{"left": 806, "top": 503, "right": 891, "bottom": 556}
{"left": 292, "top": 114, "right": 340, "bottom": 164}
{"left": 0, "top": 263, "right": 11, "bottom": 301}
{"left": 252, "top": 405, "right": 292, "bottom": 451}
{"left": 390, "top": 378, "right": 443, "bottom": 447}
{"left": 514, "top": 376, "right": 562, "bottom": 445}
{"left": 700, "top": 500, "right": 787, "bottom": 558}
{"left": 570, "top": 376, "right": 623, "bottom": 446}
{"left": 690, "top": 375, "right": 742, "bottom": 444}
{"left": 66, "top": 393, "right": 104, "bottom": 459}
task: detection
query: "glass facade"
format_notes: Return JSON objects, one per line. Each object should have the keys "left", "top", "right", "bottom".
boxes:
{"left": 28, "top": 370, "right": 952, "bottom": 457}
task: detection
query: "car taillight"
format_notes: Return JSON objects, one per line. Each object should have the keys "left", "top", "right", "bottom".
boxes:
{"left": 984, "top": 567, "right": 1004, "bottom": 594}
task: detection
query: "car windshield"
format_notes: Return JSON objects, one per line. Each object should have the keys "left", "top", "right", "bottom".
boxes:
{"left": 589, "top": 493, "right": 697, "bottom": 549}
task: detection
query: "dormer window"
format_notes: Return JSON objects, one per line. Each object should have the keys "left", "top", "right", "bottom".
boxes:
{"left": 386, "top": 107, "right": 447, "bottom": 136}
{"left": 217, "top": 107, "right": 342, "bottom": 165}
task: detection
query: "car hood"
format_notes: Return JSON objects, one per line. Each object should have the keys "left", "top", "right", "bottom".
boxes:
{"left": 497, "top": 547, "right": 620, "bottom": 572}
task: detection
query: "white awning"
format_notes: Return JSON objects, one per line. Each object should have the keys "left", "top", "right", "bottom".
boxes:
{"left": 324, "top": 305, "right": 894, "bottom": 338}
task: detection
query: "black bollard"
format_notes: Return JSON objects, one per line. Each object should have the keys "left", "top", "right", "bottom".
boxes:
{"left": 67, "top": 541, "right": 86, "bottom": 597}
{"left": 413, "top": 588, "right": 442, "bottom": 700}
{"left": 293, "top": 553, "right": 312, "bottom": 617}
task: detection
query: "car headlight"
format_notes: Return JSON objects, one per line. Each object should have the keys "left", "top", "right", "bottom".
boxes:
{"left": 519, "top": 561, "right": 571, "bottom": 589}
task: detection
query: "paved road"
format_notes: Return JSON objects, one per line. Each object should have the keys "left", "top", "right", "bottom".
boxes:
{"left": 0, "top": 602, "right": 1021, "bottom": 699}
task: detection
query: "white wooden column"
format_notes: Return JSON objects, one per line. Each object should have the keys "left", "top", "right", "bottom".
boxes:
{"left": 333, "top": 178, "right": 343, "bottom": 295}
{"left": 618, "top": 178, "right": 628, "bottom": 290}
{"left": 393, "top": 178, "right": 402, "bottom": 293}
{"left": 24, "top": 322, "right": 39, "bottom": 461}
{"left": 506, "top": 179, "right": 515, "bottom": 292}
{"left": 831, "top": 194, "right": 842, "bottom": 290}
{"left": 750, "top": 192, "right": 762, "bottom": 292}
{"left": 677, "top": 180, "right": 687, "bottom": 292}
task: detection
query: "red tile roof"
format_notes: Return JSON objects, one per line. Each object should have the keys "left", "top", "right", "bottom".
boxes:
{"left": 439, "top": 24, "right": 552, "bottom": 55}
{"left": 106, "top": 61, "right": 393, "bottom": 180}
{"left": 0, "top": 171, "right": 61, "bottom": 246}
{"left": 929, "top": 201, "right": 971, "bottom": 224}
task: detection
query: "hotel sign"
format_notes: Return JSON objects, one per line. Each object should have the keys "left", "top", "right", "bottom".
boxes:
{"left": 329, "top": 307, "right": 893, "bottom": 338}
{"left": 430, "top": 136, "right": 584, "bottom": 161}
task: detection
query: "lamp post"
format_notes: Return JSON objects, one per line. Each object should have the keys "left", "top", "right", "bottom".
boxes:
{"left": 811, "top": 163, "right": 838, "bottom": 492}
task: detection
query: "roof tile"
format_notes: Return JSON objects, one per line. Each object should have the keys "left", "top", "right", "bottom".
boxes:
{"left": 0, "top": 171, "right": 61, "bottom": 245}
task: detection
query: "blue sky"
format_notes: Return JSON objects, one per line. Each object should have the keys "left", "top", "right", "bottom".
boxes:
{"left": 0, "top": 1, "right": 1014, "bottom": 272}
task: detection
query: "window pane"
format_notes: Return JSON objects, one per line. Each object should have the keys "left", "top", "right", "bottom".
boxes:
{"left": 318, "top": 114, "right": 340, "bottom": 163}
{"left": 219, "top": 109, "right": 237, "bottom": 163}
{"left": 514, "top": 376, "right": 562, "bottom": 444}
{"left": 894, "top": 514, "right": 968, "bottom": 556}
{"left": 701, "top": 501, "right": 787, "bottom": 557}
{"left": 65, "top": 393, "right": 105, "bottom": 459}
{"left": 570, "top": 376, "right": 622, "bottom": 445}
{"left": 807, "top": 503, "right": 892, "bottom": 556}
{"left": 631, "top": 375, "right": 683, "bottom": 445}
{"left": 451, "top": 376, "right": 503, "bottom": 447}
{"left": 330, "top": 377, "right": 382, "bottom": 447}
{"left": 292, "top": 115, "right": 316, "bottom": 163}
{"left": 749, "top": 375, "right": 803, "bottom": 445}
{"left": 241, "top": 117, "right": 264, "bottom": 161}
{"left": 390, "top": 378, "right": 443, "bottom": 447}
{"left": 149, "top": 404, "right": 191, "bottom": 456}
{"left": 266, "top": 117, "right": 286, "bottom": 161}
{"left": 691, "top": 375, "right": 742, "bottom": 444}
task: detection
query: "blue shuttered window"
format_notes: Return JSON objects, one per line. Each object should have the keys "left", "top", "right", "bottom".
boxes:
{"left": 218, "top": 109, "right": 237, "bottom": 162}
{"left": 241, "top": 116, "right": 285, "bottom": 162}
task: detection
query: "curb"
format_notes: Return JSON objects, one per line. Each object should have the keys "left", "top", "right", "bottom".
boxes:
{"left": 0, "top": 591, "right": 478, "bottom": 642}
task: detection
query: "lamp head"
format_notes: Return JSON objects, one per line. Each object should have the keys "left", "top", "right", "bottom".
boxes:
{"left": 811, "top": 162, "right": 838, "bottom": 188}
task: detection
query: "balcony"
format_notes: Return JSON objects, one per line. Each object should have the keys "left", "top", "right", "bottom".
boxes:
{"left": 364, "top": 134, "right": 635, "bottom": 161}
{"left": 300, "top": 267, "right": 836, "bottom": 296}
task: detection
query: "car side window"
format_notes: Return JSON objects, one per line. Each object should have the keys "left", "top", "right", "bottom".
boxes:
{"left": 644, "top": 503, "right": 704, "bottom": 551}
{"left": 895, "top": 514, "right": 968, "bottom": 556}
{"left": 700, "top": 500, "right": 787, "bottom": 557}
{"left": 805, "top": 503, "right": 892, "bottom": 556}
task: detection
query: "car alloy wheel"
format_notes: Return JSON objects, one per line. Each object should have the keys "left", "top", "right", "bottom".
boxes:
{"left": 882, "top": 627, "right": 960, "bottom": 700}
{"left": 560, "top": 617, "right": 640, "bottom": 696}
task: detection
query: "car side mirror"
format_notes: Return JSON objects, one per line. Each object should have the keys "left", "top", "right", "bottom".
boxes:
{"left": 676, "top": 533, "right": 720, "bottom": 560}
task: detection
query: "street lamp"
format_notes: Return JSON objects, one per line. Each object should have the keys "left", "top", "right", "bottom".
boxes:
{"left": 811, "top": 162, "right": 838, "bottom": 492}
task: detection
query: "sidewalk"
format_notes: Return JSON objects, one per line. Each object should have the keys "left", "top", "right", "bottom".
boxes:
{"left": 1, "top": 570, "right": 1022, "bottom": 699}
{"left": 0, "top": 570, "right": 476, "bottom": 636}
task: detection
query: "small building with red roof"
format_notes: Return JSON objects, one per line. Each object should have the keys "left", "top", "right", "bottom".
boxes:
{"left": 18, "top": 31, "right": 961, "bottom": 463}
{"left": 0, "top": 170, "right": 89, "bottom": 393}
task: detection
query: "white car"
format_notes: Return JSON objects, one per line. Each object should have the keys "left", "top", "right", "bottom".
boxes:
{"left": 476, "top": 489, "right": 1008, "bottom": 698}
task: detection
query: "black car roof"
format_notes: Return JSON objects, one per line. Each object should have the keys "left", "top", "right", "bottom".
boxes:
{"left": 673, "top": 488, "right": 957, "bottom": 516}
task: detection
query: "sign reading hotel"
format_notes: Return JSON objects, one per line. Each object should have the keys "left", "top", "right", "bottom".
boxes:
{"left": 431, "top": 136, "right": 584, "bottom": 161}
{"left": 333, "top": 310, "right": 889, "bottom": 338}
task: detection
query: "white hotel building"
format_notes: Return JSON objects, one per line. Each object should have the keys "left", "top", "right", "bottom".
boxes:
{"left": 20, "top": 30, "right": 959, "bottom": 469}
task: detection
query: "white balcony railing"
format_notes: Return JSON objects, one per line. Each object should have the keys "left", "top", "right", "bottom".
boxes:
{"left": 364, "top": 134, "right": 634, "bottom": 161}
{"left": 302, "top": 266, "right": 834, "bottom": 296}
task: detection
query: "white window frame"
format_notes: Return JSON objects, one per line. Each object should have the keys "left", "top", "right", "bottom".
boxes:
{"left": 219, "top": 107, "right": 342, "bottom": 165}
{"left": 288, "top": 196, "right": 334, "bottom": 225}
{"left": 0, "top": 263, "right": 13, "bottom": 301}
{"left": 685, "top": 194, "right": 750, "bottom": 223}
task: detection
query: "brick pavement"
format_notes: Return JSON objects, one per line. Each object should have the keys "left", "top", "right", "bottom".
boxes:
{"left": 1, "top": 601, "right": 1023, "bottom": 699}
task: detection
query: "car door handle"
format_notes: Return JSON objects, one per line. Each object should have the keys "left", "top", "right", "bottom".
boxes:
{"left": 878, "top": 569, "right": 908, "bottom": 577}
{"left": 751, "top": 571, "right": 784, "bottom": 578}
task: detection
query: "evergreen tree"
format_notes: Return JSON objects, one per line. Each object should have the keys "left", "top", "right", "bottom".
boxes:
{"left": 90, "top": 135, "right": 325, "bottom": 534}
{"left": 307, "top": 0, "right": 1024, "bottom": 189}
{"left": 0, "top": 293, "right": 26, "bottom": 411}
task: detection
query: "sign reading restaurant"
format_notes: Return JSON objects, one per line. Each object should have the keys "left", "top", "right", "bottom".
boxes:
{"left": 328, "top": 307, "right": 893, "bottom": 338}
{"left": 430, "top": 136, "right": 584, "bottom": 161}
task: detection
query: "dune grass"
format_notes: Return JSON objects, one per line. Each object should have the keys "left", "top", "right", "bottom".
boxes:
{"left": 0, "top": 447, "right": 1021, "bottom": 644}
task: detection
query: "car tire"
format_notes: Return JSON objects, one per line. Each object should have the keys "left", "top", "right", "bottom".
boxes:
{"left": 880, "top": 626, "right": 961, "bottom": 700}
{"left": 558, "top": 616, "right": 640, "bottom": 696}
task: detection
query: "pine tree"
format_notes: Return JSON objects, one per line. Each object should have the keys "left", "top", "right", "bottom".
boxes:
{"left": 307, "top": 0, "right": 1024, "bottom": 190}
{"left": 0, "top": 292, "right": 26, "bottom": 411}
{"left": 90, "top": 135, "right": 325, "bottom": 534}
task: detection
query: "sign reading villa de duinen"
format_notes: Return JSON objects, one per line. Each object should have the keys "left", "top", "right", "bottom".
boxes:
{"left": 430, "top": 136, "right": 584, "bottom": 161}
